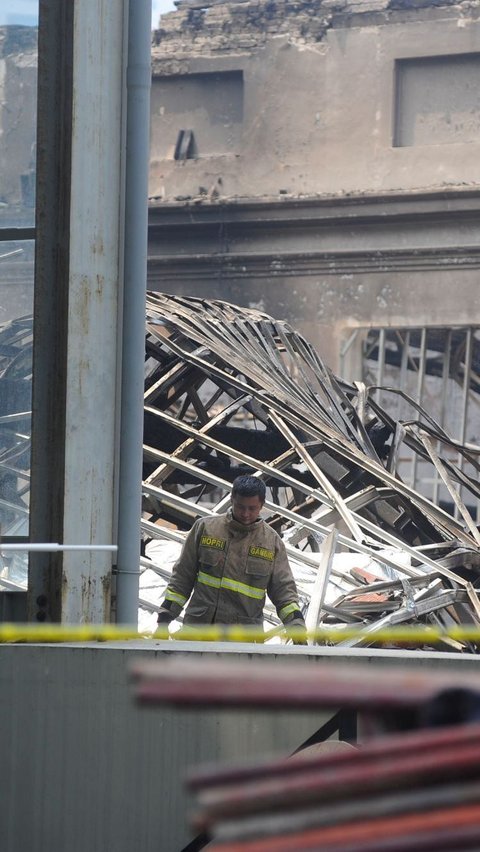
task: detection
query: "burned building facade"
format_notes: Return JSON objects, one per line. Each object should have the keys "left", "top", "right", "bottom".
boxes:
{"left": 149, "top": 0, "right": 480, "bottom": 500}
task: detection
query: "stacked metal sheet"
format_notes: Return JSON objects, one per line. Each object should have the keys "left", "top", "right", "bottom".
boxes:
{"left": 188, "top": 727, "right": 480, "bottom": 851}
{"left": 132, "top": 656, "right": 480, "bottom": 851}
{"left": 142, "top": 293, "right": 480, "bottom": 649}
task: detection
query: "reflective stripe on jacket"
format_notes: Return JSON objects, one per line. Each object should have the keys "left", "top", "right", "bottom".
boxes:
{"left": 159, "top": 510, "right": 301, "bottom": 626}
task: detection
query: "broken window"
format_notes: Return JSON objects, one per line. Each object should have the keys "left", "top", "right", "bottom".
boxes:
{"left": 358, "top": 327, "right": 480, "bottom": 520}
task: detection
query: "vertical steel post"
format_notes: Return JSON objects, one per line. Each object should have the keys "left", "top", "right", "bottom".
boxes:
{"left": 31, "top": 0, "right": 128, "bottom": 623}
{"left": 115, "top": 0, "right": 152, "bottom": 624}
{"left": 457, "top": 328, "right": 473, "bottom": 519}
{"left": 432, "top": 329, "right": 452, "bottom": 507}
{"left": 410, "top": 328, "right": 426, "bottom": 491}
{"left": 377, "top": 328, "right": 386, "bottom": 409}
{"left": 398, "top": 329, "right": 410, "bottom": 423}
{"left": 29, "top": 0, "right": 74, "bottom": 621}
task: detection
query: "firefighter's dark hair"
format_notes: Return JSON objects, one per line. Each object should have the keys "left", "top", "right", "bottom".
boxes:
{"left": 231, "top": 475, "right": 266, "bottom": 503}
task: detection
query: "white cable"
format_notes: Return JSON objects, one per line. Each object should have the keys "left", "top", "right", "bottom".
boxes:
{"left": 0, "top": 544, "right": 117, "bottom": 552}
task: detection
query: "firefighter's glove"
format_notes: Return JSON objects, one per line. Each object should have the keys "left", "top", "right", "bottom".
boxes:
{"left": 292, "top": 627, "right": 308, "bottom": 646}
{"left": 286, "top": 614, "right": 308, "bottom": 646}
{"left": 155, "top": 612, "right": 173, "bottom": 640}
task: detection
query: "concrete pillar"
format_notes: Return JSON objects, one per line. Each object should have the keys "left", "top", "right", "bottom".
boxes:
{"left": 29, "top": 0, "right": 128, "bottom": 622}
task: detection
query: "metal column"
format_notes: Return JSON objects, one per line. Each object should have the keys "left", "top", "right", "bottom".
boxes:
{"left": 30, "top": 0, "right": 129, "bottom": 622}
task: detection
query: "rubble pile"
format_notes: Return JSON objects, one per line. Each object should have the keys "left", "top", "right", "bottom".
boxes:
{"left": 152, "top": 0, "right": 335, "bottom": 60}
{"left": 142, "top": 293, "right": 480, "bottom": 649}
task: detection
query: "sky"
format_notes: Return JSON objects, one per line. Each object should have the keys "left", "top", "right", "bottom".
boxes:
{"left": 0, "top": 0, "right": 176, "bottom": 28}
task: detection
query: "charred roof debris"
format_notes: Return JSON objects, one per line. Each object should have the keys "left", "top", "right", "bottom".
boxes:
{"left": 1, "top": 300, "right": 480, "bottom": 649}
{"left": 142, "top": 293, "right": 480, "bottom": 650}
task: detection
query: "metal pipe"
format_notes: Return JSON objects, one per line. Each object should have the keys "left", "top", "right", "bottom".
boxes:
{"left": 410, "top": 327, "right": 426, "bottom": 490}
{"left": 398, "top": 329, "right": 410, "bottom": 422}
{"left": 457, "top": 328, "right": 473, "bottom": 517}
{"left": 0, "top": 544, "right": 117, "bottom": 552}
{"left": 115, "top": 0, "right": 151, "bottom": 624}
{"left": 433, "top": 329, "right": 452, "bottom": 506}
{"left": 377, "top": 328, "right": 386, "bottom": 408}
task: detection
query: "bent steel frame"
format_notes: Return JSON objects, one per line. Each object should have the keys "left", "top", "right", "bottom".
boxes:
{"left": 142, "top": 293, "right": 480, "bottom": 650}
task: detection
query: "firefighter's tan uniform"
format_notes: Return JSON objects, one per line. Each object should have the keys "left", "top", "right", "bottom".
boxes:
{"left": 158, "top": 510, "right": 303, "bottom": 627}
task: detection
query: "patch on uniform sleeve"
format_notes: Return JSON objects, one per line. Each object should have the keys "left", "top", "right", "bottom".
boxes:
{"left": 248, "top": 545, "right": 275, "bottom": 562}
{"left": 200, "top": 535, "right": 226, "bottom": 550}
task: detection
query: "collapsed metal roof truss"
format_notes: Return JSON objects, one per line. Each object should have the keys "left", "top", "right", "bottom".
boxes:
{"left": 142, "top": 294, "right": 480, "bottom": 650}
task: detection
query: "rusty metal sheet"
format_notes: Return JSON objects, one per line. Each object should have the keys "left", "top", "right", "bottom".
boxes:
{"left": 132, "top": 655, "right": 480, "bottom": 851}
{"left": 132, "top": 656, "right": 480, "bottom": 712}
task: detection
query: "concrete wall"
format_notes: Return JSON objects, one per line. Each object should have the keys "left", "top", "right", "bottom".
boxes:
{"left": 148, "top": 0, "right": 480, "bottom": 372}
{"left": 150, "top": 0, "right": 480, "bottom": 203}
{"left": 148, "top": 190, "right": 480, "bottom": 370}
{"left": 2, "top": 641, "right": 480, "bottom": 851}
{"left": 0, "top": 642, "right": 330, "bottom": 852}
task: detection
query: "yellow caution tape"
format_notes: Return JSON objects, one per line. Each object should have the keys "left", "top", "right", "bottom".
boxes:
{"left": 1, "top": 623, "right": 480, "bottom": 645}
{"left": 0, "top": 624, "right": 144, "bottom": 643}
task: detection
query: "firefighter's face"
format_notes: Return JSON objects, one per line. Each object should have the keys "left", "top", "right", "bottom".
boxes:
{"left": 231, "top": 494, "right": 264, "bottom": 525}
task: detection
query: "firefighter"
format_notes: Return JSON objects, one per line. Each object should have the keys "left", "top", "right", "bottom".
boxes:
{"left": 156, "top": 475, "right": 307, "bottom": 642}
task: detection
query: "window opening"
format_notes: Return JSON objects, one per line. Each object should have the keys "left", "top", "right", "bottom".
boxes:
{"left": 174, "top": 129, "right": 196, "bottom": 161}
{"left": 354, "top": 326, "right": 480, "bottom": 521}
{"left": 0, "top": 17, "right": 38, "bottom": 596}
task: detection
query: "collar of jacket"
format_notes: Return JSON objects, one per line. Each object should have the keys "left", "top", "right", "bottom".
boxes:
{"left": 226, "top": 508, "right": 263, "bottom": 536}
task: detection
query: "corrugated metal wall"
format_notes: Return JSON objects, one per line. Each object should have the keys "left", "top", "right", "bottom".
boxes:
{"left": 2, "top": 643, "right": 477, "bottom": 851}
{"left": 0, "top": 644, "right": 327, "bottom": 852}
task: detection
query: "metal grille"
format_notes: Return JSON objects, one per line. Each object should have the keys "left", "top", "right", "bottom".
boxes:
{"left": 358, "top": 327, "right": 480, "bottom": 519}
